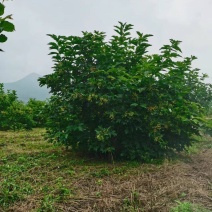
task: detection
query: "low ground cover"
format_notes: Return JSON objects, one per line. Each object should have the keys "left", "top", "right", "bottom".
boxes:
{"left": 0, "top": 129, "right": 211, "bottom": 211}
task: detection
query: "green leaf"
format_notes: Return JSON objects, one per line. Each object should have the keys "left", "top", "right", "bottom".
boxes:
{"left": 138, "top": 87, "right": 146, "bottom": 93}
{"left": 140, "top": 104, "right": 147, "bottom": 108}
{"left": 130, "top": 103, "right": 138, "bottom": 107}
{"left": 2, "top": 21, "right": 15, "bottom": 32}
{"left": 0, "top": 3, "right": 5, "bottom": 16}
{"left": 0, "top": 34, "right": 7, "bottom": 42}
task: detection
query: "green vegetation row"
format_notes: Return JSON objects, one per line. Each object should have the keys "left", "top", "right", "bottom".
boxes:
{"left": 0, "top": 84, "right": 47, "bottom": 130}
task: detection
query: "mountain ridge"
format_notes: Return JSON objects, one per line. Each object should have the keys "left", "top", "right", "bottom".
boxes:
{"left": 3, "top": 73, "right": 51, "bottom": 102}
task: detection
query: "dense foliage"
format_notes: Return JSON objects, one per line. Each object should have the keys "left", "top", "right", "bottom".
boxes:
{"left": 0, "top": 84, "right": 47, "bottom": 130}
{"left": 0, "top": 1, "right": 15, "bottom": 51}
{"left": 39, "top": 22, "right": 211, "bottom": 160}
{"left": 0, "top": 84, "right": 34, "bottom": 130}
{"left": 26, "top": 98, "right": 47, "bottom": 127}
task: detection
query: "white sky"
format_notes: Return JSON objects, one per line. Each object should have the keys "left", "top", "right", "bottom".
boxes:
{"left": 0, "top": 0, "right": 212, "bottom": 83}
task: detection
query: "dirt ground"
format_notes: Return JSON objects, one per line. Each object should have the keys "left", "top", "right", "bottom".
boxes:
{"left": 56, "top": 148, "right": 212, "bottom": 211}
{"left": 2, "top": 132, "right": 212, "bottom": 212}
{"left": 8, "top": 151, "right": 212, "bottom": 212}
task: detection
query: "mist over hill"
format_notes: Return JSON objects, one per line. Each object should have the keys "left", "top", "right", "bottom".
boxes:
{"left": 3, "top": 73, "right": 51, "bottom": 102}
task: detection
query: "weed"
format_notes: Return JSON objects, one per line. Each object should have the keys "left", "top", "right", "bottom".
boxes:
{"left": 17, "top": 156, "right": 28, "bottom": 163}
{"left": 67, "top": 170, "right": 76, "bottom": 176}
{"left": 95, "top": 191, "right": 102, "bottom": 197}
{"left": 96, "top": 179, "right": 103, "bottom": 186}
{"left": 122, "top": 198, "right": 142, "bottom": 212}
{"left": 55, "top": 187, "right": 72, "bottom": 201}
{"left": 112, "top": 166, "right": 128, "bottom": 175}
{"left": 179, "top": 192, "right": 187, "bottom": 198}
{"left": 90, "top": 168, "right": 111, "bottom": 178}
{"left": 0, "top": 178, "right": 33, "bottom": 207}
{"left": 37, "top": 194, "right": 56, "bottom": 212}
{"left": 122, "top": 189, "right": 143, "bottom": 211}
{"left": 171, "top": 201, "right": 211, "bottom": 212}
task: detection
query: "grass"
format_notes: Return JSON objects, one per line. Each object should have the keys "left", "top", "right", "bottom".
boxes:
{"left": 171, "top": 201, "right": 211, "bottom": 212}
{"left": 185, "top": 133, "right": 212, "bottom": 155}
{"left": 0, "top": 129, "right": 212, "bottom": 211}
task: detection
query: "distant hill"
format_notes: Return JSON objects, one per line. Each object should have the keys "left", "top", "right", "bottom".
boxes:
{"left": 3, "top": 73, "right": 51, "bottom": 102}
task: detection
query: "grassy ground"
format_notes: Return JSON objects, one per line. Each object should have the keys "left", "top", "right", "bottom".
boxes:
{"left": 0, "top": 129, "right": 212, "bottom": 211}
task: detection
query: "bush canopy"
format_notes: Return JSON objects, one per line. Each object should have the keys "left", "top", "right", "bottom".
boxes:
{"left": 39, "top": 22, "right": 211, "bottom": 161}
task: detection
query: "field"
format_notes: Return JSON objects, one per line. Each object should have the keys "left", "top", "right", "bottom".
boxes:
{"left": 0, "top": 129, "right": 212, "bottom": 211}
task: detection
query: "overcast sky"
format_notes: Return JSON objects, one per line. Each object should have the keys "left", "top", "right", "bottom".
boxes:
{"left": 0, "top": 0, "right": 212, "bottom": 83}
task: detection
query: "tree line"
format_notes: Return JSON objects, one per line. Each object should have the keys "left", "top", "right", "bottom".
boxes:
{"left": 0, "top": 83, "right": 47, "bottom": 130}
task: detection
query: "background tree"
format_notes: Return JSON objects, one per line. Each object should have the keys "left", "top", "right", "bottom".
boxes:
{"left": 27, "top": 98, "right": 47, "bottom": 127}
{"left": 0, "top": 84, "right": 34, "bottom": 130}
{"left": 40, "top": 22, "right": 211, "bottom": 161}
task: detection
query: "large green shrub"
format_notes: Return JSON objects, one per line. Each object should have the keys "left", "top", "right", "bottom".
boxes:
{"left": 39, "top": 22, "right": 211, "bottom": 160}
